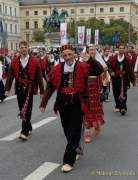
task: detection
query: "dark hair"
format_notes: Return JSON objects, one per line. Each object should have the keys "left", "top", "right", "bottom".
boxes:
{"left": 19, "top": 41, "right": 28, "bottom": 47}
{"left": 0, "top": 56, "right": 4, "bottom": 62}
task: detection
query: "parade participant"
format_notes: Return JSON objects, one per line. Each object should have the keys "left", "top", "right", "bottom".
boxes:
{"left": 0, "top": 56, "right": 6, "bottom": 102}
{"left": 107, "top": 44, "right": 135, "bottom": 115}
{"left": 134, "top": 56, "right": 138, "bottom": 86}
{"left": 125, "top": 45, "right": 137, "bottom": 69}
{"left": 103, "top": 47, "right": 112, "bottom": 63}
{"left": 39, "top": 48, "right": 51, "bottom": 82}
{"left": 39, "top": 44, "right": 89, "bottom": 173}
{"left": 102, "top": 47, "right": 112, "bottom": 101}
{"left": 5, "top": 41, "right": 44, "bottom": 141}
{"left": 81, "top": 44, "right": 105, "bottom": 143}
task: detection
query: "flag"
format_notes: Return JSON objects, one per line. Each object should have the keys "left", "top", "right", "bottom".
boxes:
{"left": 100, "top": 32, "right": 105, "bottom": 45}
{"left": 86, "top": 28, "right": 91, "bottom": 45}
{"left": 78, "top": 26, "right": 85, "bottom": 45}
{"left": 95, "top": 29, "right": 99, "bottom": 45}
{"left": 60, "top": 22, "right": 67, "bottom": 45}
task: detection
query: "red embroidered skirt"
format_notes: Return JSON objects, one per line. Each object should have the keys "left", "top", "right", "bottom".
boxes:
{"left": 83, "top": 76, "right": 104, "bottom": 128}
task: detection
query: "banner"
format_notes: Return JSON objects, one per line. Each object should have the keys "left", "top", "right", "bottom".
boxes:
{"left": 86, "top": 28, "right": 91, "bottom": 45}
{"left": 100, "top": 32, "right": 105, "bottom": 45}
{"left": 60, "top": 23, "right": 67, "bottom": 45}
{"left": 95, "top": 29, "right": 99, "bottom": 45}
{"left": 78, "top": 26, "right": 85, "bottom": 45}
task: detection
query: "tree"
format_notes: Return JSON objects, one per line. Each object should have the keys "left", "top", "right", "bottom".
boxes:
{"left": 67, "top": 18, "right": 137, "bottom": 44}
{"left": 33, "top": 29, "right": 45, "bottom": 42}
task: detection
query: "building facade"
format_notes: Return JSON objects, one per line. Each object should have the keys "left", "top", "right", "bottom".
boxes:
{"left": 20, "top": 0, "right": 138, "bottom": 45}
{"left": 0, "top": 0, "right": 20, "bottom": 53}
{"left": 1, "top": 0, "right": 138, "bottom": 49}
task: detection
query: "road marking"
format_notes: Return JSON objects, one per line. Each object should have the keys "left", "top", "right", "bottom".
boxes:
{"left": 0, "top": 117, "right": 57, "bottom": 141}
{"left": 5, "top": 95, "right": 16, "bottom": 101}
{"left": 23, "top": 162, "right": 60, "bottom": 180}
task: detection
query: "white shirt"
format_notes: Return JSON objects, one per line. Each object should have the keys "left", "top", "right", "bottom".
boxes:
{"left": 64, "top": 60, "right": 76, "bottom": 73}
{"left": 0, "top": 61, "right": 3, "bottom": 79}
{"left": 20, "top": 54, "right": 29, "bottom": 68}
{"left": 117, "top": 54, "right": 125, "bottom": 63}
{"left": 134, "top": 56, "right": 138, "bottom": 73}
{"left": 103, "top": 55, "right": 110, "bottom": 62}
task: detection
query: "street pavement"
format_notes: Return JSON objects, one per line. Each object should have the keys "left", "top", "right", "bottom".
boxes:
{"left": 0, "top": 87, "right": 138, "bottom": 180}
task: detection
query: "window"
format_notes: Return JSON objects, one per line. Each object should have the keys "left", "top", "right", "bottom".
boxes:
{"left": 5, "top": 6, "right": 7, "bottom": 15}
{"left": 71, "top": 9, "right": 75, "bottom": 14}
{"left": 120, "top": 7, "right": 124, "bottom": 12}
{"left": 120, "top": 18, "right": 124, "bottom": 21}
{"left": 26, "top": 34, "right": 30, "bottom": 42}
{"left": 15, "top": 24, "right": 17, "bottom": 33}
{"left": 90, "top": 8, "right": 94, "bottom": 13}
{"left": 10, "top": 24, "right": 12, "bottom": 33}
{"left": 26, "top": 11, "right": 29, "bottom": 16}
{"left": 10, "top": 7, "right": 12, "bottom": 16}
{"left": 43, "top": 10, "right": 47, "bottom": 15}
{"left": 25, "top": 21, "right": 29, "bottom": 29}
{"left": 5, "top": 23, "right": 7, "bottom": 32}
{"left": 0, "top": 5, "right": 2, "bottom": 14}
{"left": 100, "top": 8, "right": 104, "bottom": 13}
{"left": 110, "top": 8, "right": 114, "bottom": 12}
{"left": 34, "top": 11, "right": 38, "bottom": 15}
{"left": 34, "top": 21, "right": 38, "bottom": 29}
{"left": 11, "top": 42, "right": 13, "bottom": 50}
{"left": 16, "top": 43, "right": 18, "bottom": 50}
{"left": 15, "top": 8, "right": 16, "bottom": 16}
{"left": 100, "top": 18, "right": 104, "bottom": 22}
{"left": 80, "top": 9, "right": 84, "bottom": 14}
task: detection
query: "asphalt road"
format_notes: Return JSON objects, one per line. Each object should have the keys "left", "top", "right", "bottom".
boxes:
{"left": 0, "top": 87, "right": 138, "bottom": 180}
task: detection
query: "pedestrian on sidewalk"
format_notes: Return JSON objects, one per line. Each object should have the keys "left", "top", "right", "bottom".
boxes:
{"left": 5, "top": 41, "right": 44, "bottom": 141}
{"left": 39, "top": 44, "right": 89, "bottom": 173}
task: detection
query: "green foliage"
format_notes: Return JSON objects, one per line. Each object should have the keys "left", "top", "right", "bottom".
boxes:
{"left": 33, "top": 29, "right": 45, "bottom": 42}
{"left": 68, "top": 18, "right": 137, "bottom": 44}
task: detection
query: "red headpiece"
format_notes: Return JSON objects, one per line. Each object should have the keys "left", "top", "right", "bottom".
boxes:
{"left": 60, "top": 44, "right": 73, "bottom": 52}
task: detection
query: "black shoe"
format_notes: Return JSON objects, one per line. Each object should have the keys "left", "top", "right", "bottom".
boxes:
{"left": 121, "top": 109, "right": 126, "bottom": 116}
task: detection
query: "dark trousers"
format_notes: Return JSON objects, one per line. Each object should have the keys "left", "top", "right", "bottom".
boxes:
{"left": 59, "top": 103, "right": 83, "bottom": 166}
{"left": 0, "top": 80, "right": 5, "bottom": 101}
{"left": 17, "top": 93, "right": 33, "bottom": 136}
{"left": 112, "top": 80, "right": 127, "bottom": 110}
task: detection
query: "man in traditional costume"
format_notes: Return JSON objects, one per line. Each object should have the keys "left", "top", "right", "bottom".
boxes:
{"left": 39, "top": 44, "right": 89, "bottom": 173}
{"left": 125, "top": 45, "right": 137, "bottom": 69}
{"left": 0, "top": 56, "right": 6, "bottom": 102}
{"left": 39, "top": 48, "right": 51, "bottom": 82}
{"left": 5, "top": 41, "right": 44, "bottom": 141}
{"left": 107, "top": 45, "right": 135, "bottom": 115}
